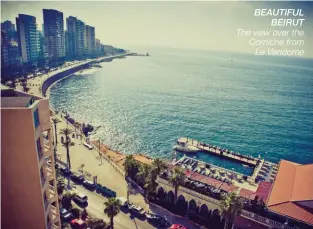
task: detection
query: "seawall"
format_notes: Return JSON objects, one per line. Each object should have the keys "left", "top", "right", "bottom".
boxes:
{"left": 41, "top": 53, "right": 133, "bottom": 97}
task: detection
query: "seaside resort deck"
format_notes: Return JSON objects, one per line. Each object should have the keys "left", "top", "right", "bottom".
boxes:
{"left": 175, "top": 137, "right": 279, "bottom": 192}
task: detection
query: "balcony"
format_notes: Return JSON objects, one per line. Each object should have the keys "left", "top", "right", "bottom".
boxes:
{"left": 50, "top": 205, "right": 60, "bottom": 224}
{"left": 44, "top": 198, "right": 49, "bottom": 212}
{"left": 48, "top": 184, "right": 57, "bottom": 202}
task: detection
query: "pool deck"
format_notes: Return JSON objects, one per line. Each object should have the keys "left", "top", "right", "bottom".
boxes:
{"left": 175, "top": 137, "right": 278, "bottom": 189}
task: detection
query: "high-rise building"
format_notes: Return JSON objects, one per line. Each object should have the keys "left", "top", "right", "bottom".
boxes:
{"left": 1, "top": 89, "right": 61, "bottom": 229}
{"left": 76, "top": 20, "right": 85, "bottom": 58}
{"left": 15, "top": 14, "right": 39, "bottom": 64}
{"left": 85, "top": 25, "right": 95, "bottom": 57}
{"left": 1, "top": 20, "right": 18, "bottom": 42}
{"left": 95, "top": 38, "right": 101, "bottom": 56}
{"left": 66, "top": 16, "right": 77, "bottom": 59}
{"left": 43, "top": 9, "right": 65, "bottom": 63}
{"left": 37, "top": 30, "right": 48, "bottom": 67}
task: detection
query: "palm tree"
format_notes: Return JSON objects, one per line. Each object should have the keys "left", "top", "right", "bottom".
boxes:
{"left": 60, "top": 128, "right": 75, "bottom": 170}
{"left": 144, "top": 166, "right": 159, "bottom": 200}
{"left": 80, "top": 164, "right": 85, "bottom": 174}
{"left": 52, "top": 118, "right": 61, "bottom": 145}
{"left": 61, "top": 191, "right": 76, "bottom": 209}
{"left": 123, "top": 155, "right": 139, "bottom": 178}
{"left": 104, "top": 198, "right": 120, "bottom": 229}
{"left": 138, "top": 164, "right": 151, "bottom": 186}
{"left": 219, "top": 192, "right": 243, "bottom": 229}
{"left": 152, "top": 158, "right": 167, "bottom": 174}
{"left": 169, "top": 166, "right": 185, "bottom": 204}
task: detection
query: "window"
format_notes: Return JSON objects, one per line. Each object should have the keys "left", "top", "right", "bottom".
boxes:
{"left": 36, "top": 138, "right": 43, "bottom": 161}
{"left": 33, "top": 109, "right": 40, "bottom": 128}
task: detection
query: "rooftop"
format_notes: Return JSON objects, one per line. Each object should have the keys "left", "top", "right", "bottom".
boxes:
{"left": 267, "top": 160, "right": 313, "bottom": 226}
{"left": 1, "top": 89, "right": 42, "bottom": 108}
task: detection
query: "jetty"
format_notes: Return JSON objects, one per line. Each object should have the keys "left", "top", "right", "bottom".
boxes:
{"left": 177, "top": 137, "right": 259, "bottom": 167}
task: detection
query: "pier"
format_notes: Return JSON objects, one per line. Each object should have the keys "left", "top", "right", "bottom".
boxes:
{"left": 178, "top": 137, "right": 259, "bottom": 167}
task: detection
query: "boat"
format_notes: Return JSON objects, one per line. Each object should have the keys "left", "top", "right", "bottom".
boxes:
{"left": 173, "top": 141, "right": 200, "bottom": 153}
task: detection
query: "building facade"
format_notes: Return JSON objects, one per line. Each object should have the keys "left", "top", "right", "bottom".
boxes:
{"left": 76, "top": 19, "right": 85, "bottom": 58}
{"left": 85, "top": 25, "right": 95, "bottom": 57}
{"left": 43, "top": 9, "right": 65, "bottom": 63}
{"left": 16, "top": 14, "right": 39, "bottom": 64}
{"left": 66, "top": 16, "right": 77, "bottom": 59}
{"left": 1, "top": 89, "right": 61, "bottom": 229}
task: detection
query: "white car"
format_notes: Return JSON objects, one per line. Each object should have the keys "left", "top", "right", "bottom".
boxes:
{"left": 116, "top": 197, "right": 128, "bottom": 207}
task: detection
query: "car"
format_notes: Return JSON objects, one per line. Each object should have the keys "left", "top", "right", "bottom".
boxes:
{"left": 170, "top": 224, "right": 188, "bottom": 229}
{"left": 128, "top": 204, "right": 146, "bottom": 217}
{"left": 146, "top": 213, "right": 170, "bottom": 227}
{"left": 73, "top": 193, "right": 88, "bottom": 207}
{"left": 83, "top": 142, "right": 93, "bottom": 150}
{"left": 71, "top": 173, "right": 85, "bottom": 183}
{"left": 59, "top": 167, "right": 71, "bottom": 176}
{"left": 82, "top": 180, "right": 96, "bottom": 190}
{"left": 70, "top": 219, "right": 88, "bottom": 229}
{"left": 60, "top": 208, "right": 73, "bottom": 221}
{"left": 116, "top": 197, "right": 129, "bottom": 207}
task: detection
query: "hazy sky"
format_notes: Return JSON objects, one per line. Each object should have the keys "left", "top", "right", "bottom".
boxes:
{"left": 2, "top": 1, "right": 313, "bottom": 57}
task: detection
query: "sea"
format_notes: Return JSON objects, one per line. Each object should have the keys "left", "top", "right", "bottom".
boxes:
{"left": 49, "top": 46, "right": 313, "bottom": 175}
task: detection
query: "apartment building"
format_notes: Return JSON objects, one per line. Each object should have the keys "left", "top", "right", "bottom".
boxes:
{"left": 16, "top": 14, "right": 39, "bottom": 64}
{"left": 1, "top": 89, "right": 61, "bottom": 229}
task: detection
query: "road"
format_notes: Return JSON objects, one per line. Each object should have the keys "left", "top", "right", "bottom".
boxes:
{"left": 70, "top": 184, "right": 200, "bottom": 229}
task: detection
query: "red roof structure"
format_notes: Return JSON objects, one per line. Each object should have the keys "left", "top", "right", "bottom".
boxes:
{"left": 235, "top": 216, "right": 269, "bottom": 229}
{"left": 190, "top": 172, "right": 239, "bottom": 192}
{"left": 266, "top": 160, "right": 313, "bottom": 226}
{"left": 255, "top": 182, "right": 272, "bottom": 202}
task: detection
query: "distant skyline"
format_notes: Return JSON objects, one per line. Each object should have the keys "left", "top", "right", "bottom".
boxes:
{"left": 2, "top": 1, "right": 313, "bottom": 57}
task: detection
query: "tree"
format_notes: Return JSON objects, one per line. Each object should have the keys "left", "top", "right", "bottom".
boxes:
{"left": 137, "top": 164, "right": 151, "bottom": 186}
{"left": 104, "top": 198, "right": 120, "bottom": 229}
{"left": 52, "top": 118, "right": 61, "bottom": 145}
{"left": 61, "top": 191, "right": 76, "bottom": 209}
{"left": 80, "top": 164, "right": 85, "bottom": 174}
{"left": 60, "top": 128, "right": 75, "bottom": 170}
{"left": 169, "top": 166, "right": 185, "bottom": 204}
{"left": 219, "top": 192, "right": 243, "bottom": 229}
{"left": 144, "top": 166, "right": 159, "bottom": 200}
{"left": 123, "top": 155, "right": 139, "bottom": 179}
{"left": 152, "top": 158, "right": 167, "bottom": 174}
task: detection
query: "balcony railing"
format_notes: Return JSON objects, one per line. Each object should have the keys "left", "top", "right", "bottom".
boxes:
{"left": 44, "top": 198, "right": 49, "bottom": 212}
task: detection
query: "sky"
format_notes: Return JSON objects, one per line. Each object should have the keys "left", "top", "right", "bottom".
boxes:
{"left": 1, "top": 1, "right": 313, "bottom": 57}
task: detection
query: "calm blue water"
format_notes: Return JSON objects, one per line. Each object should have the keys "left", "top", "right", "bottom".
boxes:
{"left": 50, "top": 47, "right": 313, "bottom": 175}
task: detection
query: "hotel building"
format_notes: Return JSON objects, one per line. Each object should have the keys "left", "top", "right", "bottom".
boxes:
{"left": 1, "top": 89, "right": 61, "bottom": 229}
{"left": 66, "top": 16, "right": 78, "bottom": 59}
{"left": 85, "top": 25, "right": 95, "bottom": 57}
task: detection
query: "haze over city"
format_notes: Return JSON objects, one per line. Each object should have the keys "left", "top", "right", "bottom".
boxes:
{"left": 2, "top": 1, "right": 313, "bottom": 57}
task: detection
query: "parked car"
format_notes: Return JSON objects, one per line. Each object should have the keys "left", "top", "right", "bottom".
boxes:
{"left": 129, "top": 204, "right": 146, "bottom": 217}
{"left": 82, "top": 180, "right": 96, "bottom": 190}
{"left": 170, "top": 224, "right": 188, "bottom": 229}
{"left": 116, "top": 197, "right": 129, "bottom": 207}
{"left": 73, "top": 193, "right": 88, "bottom": 207}
{"left": 70, "top": 219, "right": 88, "bottom": 229}
{"left": 71, "top": 173, "right": 85, "bottom": 183}
{"left": 146, "top": 213, "right": 170, "bottom": 227}
{"left": 60, "top": 208, "right": 73, "bottom": 221}
{"left": 60, "top": 167, "right": 71, "bottom": 176}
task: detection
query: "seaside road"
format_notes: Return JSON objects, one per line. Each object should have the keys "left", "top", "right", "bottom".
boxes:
{"left": 71, "top": 185, "right": 156, "bottom": 229}
{"left": 54, "top": 113, "right": 200, "bottom": 229}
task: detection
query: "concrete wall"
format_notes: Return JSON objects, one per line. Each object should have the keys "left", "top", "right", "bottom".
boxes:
{"left": 41, "top": 63, "right": 89, "bottom": 96}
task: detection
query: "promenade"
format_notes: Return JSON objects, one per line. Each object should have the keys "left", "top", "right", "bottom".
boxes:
{"left": 11, "top": 54, "right": 200, "bottom": 229}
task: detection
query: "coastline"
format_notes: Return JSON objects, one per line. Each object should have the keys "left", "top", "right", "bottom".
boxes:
{"left": 22, "top": 53, "right": 157, "bottom": 173}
